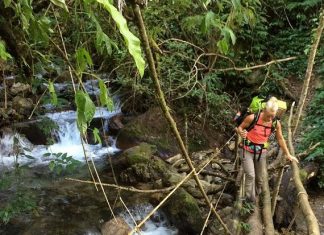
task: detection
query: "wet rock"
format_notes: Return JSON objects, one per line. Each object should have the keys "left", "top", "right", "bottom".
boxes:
{"left": 12, "top": 96, "right": 33, "bottom": 116}
{"left": 101, "top": 217, "right": 131, "bottom": 235}
{"left": 10, "top": 82, "right": 31, "bottom": 96}
{"left": 108, "top": 114, "right": 124, "bottom": 135}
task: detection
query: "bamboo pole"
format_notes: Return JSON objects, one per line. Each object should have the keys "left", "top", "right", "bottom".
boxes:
{"left": 131, "top": 2, "right": 231, "bottom": 234}
{"left": 293, "top": 10, "right": 324, "bottom": 136}
{"left": 261, "top": 162, "right": 275, "bottom": 235}
{"left": 288, "top": 104, "right": 320, "bottom": 235}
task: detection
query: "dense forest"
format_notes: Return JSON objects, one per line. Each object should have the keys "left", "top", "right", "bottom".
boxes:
{"left": 0, "top": 0, "right": 323, "bottom": 234}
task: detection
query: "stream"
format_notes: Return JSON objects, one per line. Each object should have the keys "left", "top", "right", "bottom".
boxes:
{"left": 0, "top": 97, "right": 178, "bottom": 235}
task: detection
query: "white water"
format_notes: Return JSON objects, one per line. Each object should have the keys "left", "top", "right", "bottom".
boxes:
{"left": 119, "top": 203, "right": 178, "bottom": 235}
{"left": 0, "top": 107, "right": 121, "bottom": 168}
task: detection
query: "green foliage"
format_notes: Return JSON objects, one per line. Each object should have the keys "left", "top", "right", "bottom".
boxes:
{"left": 239, "top": 221, "right": 252, "bottom": 234}
{"left": 92, "top": 128, "right": 102, "bottom": 144}
{"left": 75, "top": 90, "right": 96, "bottom": 135}
{"left": 98, "top": 79, "right": 114, "bottom": 111}
{"left": 95, "top": 0, "right": 145, "bottom": 77}
{"left": 300, "top": 87, "right": 324, "bottom": 187}
{"left": 0, "top": 41, "right": 12, "bottom": 60}
{"left": 48, "top": 81, "right": 58, "bottom": 106}
{"left": 44, "top": 152, "right": 81, "bottom": 175}
{"left": 0, "top": 192, "right": 37, "bottom": 224}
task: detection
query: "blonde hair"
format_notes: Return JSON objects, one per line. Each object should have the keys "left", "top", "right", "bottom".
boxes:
{"left": 265, "top": 97, "right": 279, "bottom": 112}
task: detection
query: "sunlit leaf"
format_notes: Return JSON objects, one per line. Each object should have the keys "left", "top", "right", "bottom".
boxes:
{"left": 50, "top": 0, "right": 69, "bottom": 12}
{"left": 217, "top": 38, "right": 229, "bottom": 54}
{"left": 95, "top": 0, "right": 145, "bottom": 77}
{"left": 0, "top": 41, "right": 12, "bottom": 61}
{"left": 4, "top": 0, "right": 12, "bottom": 8}
{"left": 75, "top": 90, "right": 96, "bottom": 134}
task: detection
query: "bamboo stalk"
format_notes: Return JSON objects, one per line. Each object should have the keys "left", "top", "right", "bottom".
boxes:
{"left": 288, "top": 103, "right": 320, "bottom": 235}
{"left": 131, "top": 3, "right": 231, "bottom": 234}
{"left": 65, "top": 177, "right": 176, "bottom": 193}
{"left": 293, "top": 10, "right": 324, "bottom": 136}
{"left": 261, "top": 163, "right": 275, "bottom": 235}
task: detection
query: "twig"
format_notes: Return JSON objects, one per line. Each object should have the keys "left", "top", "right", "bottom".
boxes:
{"left": 158, "top": 38, "right": 205, "bottom": 52}
{"left": 213, "top": 56, "right": 297, "bottom": 72}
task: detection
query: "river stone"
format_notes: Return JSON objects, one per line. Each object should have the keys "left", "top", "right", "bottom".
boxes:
{"left": 13, "top": 96, "right": 33, "bottom": 115}
{"left": 101, "top": 217, "right": 131, "bottom": 235}
{"left": 10, "top": 82, "right": 31, "bottom": 95}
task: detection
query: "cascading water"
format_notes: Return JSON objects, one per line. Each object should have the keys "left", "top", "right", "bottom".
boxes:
{"left": 1, "top": 80, "right": 179, "bottom": 234}
{"left": 0, "top": 107, "right": 121, "bottom": 168}
{"left": 119, "top": 203, "right": 178, "bottom": 235}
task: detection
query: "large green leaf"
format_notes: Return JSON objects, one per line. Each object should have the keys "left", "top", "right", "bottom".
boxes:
{"left": 95, "top": 0, "right": 145, "bottom": 77}
{"left": 0, "top": 41, "right": 12, "bottom": 61}
{"left": 50, "top": 0, "right": 69, "bottom": 12}
{"left": 98, "top": 79, "right": 114, "bottom": 111}
{"left": 75, "top": 47, "right": 93, "bottom": 75}
{"left": 75, "top": 91, "right": 96, "bottom": 134}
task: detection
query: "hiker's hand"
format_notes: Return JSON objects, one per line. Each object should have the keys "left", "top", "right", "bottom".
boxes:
{"left": 287, "top": 154, "right": 299, "bottom": 163}
{"left": 240, "top": 129, "right": 248, "bottom": 139}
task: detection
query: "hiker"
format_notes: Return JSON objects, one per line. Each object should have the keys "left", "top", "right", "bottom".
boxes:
{"left": 237, "top": 96, "right": 299, "bottom": 203}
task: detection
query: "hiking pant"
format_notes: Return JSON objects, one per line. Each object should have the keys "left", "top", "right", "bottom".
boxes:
{"left": 241, "top": 149, "right": 267, "bottom": 202}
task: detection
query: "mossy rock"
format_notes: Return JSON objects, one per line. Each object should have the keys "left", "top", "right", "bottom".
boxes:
{"left": 118, "top": 143, "right": 172, "bottom": 183}
{"left": 116, "top": 107, "right": 179, "bottom": 154}
{"left": 162, "top": 188, "right": 204, "bottom": 234}
{"left": 122, "top": 142, "right": 157, "bottom": 165}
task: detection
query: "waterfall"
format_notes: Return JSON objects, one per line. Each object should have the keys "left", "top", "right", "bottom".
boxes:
{"left": 0, "top": 107, "right": 121, "bottom": 168}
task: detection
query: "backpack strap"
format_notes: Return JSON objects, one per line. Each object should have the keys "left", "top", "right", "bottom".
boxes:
{"left": 246, "top": 110, "right": 261, "bottom": 132}
{"left": 271, "top": 117, "right": 279, "bottom": 133}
